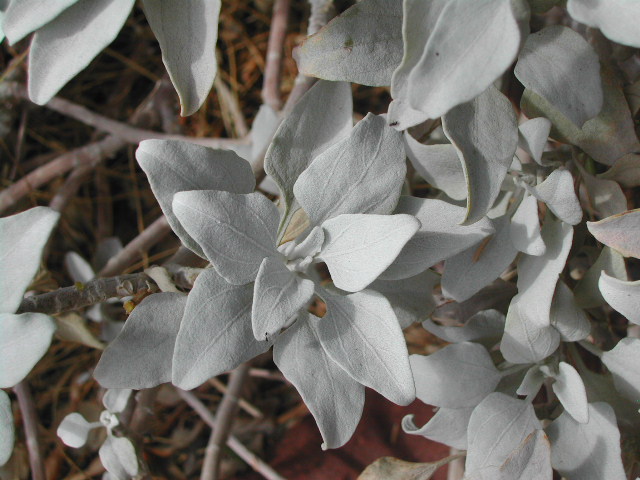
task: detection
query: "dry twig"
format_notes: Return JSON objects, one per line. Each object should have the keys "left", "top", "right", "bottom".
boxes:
{"left": 13, "top": 381, "right": 47, "bottom": 480}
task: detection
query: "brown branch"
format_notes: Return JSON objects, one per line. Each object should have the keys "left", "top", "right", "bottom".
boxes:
{"left": 48, "top": 165, "right": 94, "bottom": 212}
{"left": 97, "top": 216, "right": 172, "bottom": 277}
{"left": 177, "top": 388, "right": 285, "bottom": 480}
{"left": 202, "top": 363, "right": 250, "bottom": 480}
{"left": 262, "top": 0, "right": 291, "bottom": 111}
{"left": 13, "top": 381, "right": 47, "bottom": 480}
{"left": 17, "top": 273, "right": 158, "bottom": 315}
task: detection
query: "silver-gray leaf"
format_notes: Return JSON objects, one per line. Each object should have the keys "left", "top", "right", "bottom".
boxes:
{"left": 402, "top": 407, "right": 474, "bottom": 450}
{"left": 0, "top": 389, "right": 14, "bottom": 466}
{"left": 94, "top": 293, "right": 186, "bottom": 389}
{"left": 3, "top": 0, "right": 79, "bottom": 43}
{"left": 552, "top": 361, "right": 589, "bottom": 424}
{"left": 601, "top": 338, "right": 640, "bottom": 402}
{"left": 422, "top": 309, "right": 506, "bottom": 349}
{"left": 274, "top": 314, "right": 365, "bottom": 449}
{"left": 574, "top": 246, "right": 627, "bottom": 308}
{"left": 587, "top": 209, "right": 640, "bottom": 259}
{"left": 599, "top": 272, "right": 640, "bottom": 326}
{"left": 173, "top": 190, "right": 279, "bottom": 285}
{"left": 518, "top": 117, "right": 551, "bottom": 165}
{"left": 567, "top": 0, "right": 640, "bottom": 48}
{"left": 98, "top": 435, "right": 139, "bottom": 480}
{"left": 510, "top": 194, "right": 546, "bottom": 256}
{"left": 549, "top": 280, "right": 590, "bottom": 341}
{"left": 526, "top": 169, "right": 582, "bottom": 226}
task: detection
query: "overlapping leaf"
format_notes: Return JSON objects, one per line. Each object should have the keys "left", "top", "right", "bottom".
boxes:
{"left": 599, "top": 272, "right": 640, "bottom": 325}
{"left": 601, "top": 338, "right": 640, "bottom": 402}
{"left": 0, "top": 389, "right": 13, "bottom": 465}
{"left": 567, "top": 0, "right": 640, "bottom": 48}
{"left": 587, "top": 209, "right": 640, "bottom": 258}
{"left": 3, "top": 0, "right": 79, "bottom": 43}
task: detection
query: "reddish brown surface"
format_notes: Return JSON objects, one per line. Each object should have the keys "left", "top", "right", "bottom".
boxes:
{"left": 235, "top": 389, "right": 449, "bottom": 480}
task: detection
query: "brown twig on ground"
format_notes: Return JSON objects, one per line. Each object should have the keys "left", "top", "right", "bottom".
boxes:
{"left": 48, "top": 165, "right": 94, "bottom": 212}
{"left": 202, "top": 363, "right": 251, "bottom": 480}
{"left": 214, "top": 76, "right": 250, "bottom": 138}
{"left": 97, "top": 215, "right": 172, "bottom": 277}
{"left": 17, "top": 273, "right": 158, "bottom": 315}
{"left": 262, "top": 0, "right": 291, "bottom": 111}
{"left": 14, "top": 381, "right": 47, "bottom": 480}
{"left": 176, "top": 389, "right": 286, "bottom": 480}
{"left": 209, "top": 376, "right": 263, "bottom": 419}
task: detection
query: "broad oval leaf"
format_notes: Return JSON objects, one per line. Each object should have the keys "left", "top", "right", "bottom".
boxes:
{"left": 601, "top": 338, "right": 640, "bottom": 402}
{"left": 442, "top": 215, "right": 518, "bottom": 302}
{"left": 411, "top": 342, "right": 501, "bottom": 408}
{"left": 587, "top": 209, "right": 640, "bottom": 258}
{"left": 142, "top": 0, "right": 220, "bottom": 116}
{"left": 252, "top": 256, "right": 314, "bottom": 341}
{"left": 422, "top": 309, "right": 506, "bottom": 349}
{"left": 94, "top": 292, "right": 187, "bottom": 389}
{"left": 0, "top": 206, "right": 59, "bottom": 314}
{"left": 3, "top": 0, "right": 79, "bottom": 44}
{"left": 567, "top": 0, "right": 640, "bottom": 48}
{"left": 574, "top": 246, "right": 627, "bottom": 308}
{"left": 0, "top": 312, "right": 56, "bottom": 388}
{"left": 28, "top": 0, "right": 135, "bottom": 105}
{"left": 578, "top": 165, "right": 627, "bottom": 219}
{"left": 173, "top": 190, "right": 280, "bottom": 285}
{"left": 549, "top": 281, "right": 590, "bottom": 341}
{"left": 518, "top": 117, "right": 551, "bottom": 165}
{"left": 102, "top": 389, "right": 132, "bottom": 414}
{"left": 294, "top": 113, "right": 405, "bottom": 226}
{"left": 99, "top": 435, "right": 139, "bottom": 479}
{"left": 57, "top": 413, "right": 96, "bottom": 449}
{"left": 382, "top": 197, "right": 495, "bottom": 281}
{"left": 526, "top": 169, "right": 582, "bottom": 226}
{"left": 546, "top": 402, "right": 625, "bottom": 480}
{"left": 403, "top": 407, "right": 474, "bottom": 450}
{"left": 265, "top": 80, "right": 352, "bottom": 214}
{"left": 368, "top": 270, "right": 439, "bottom": 329}
{"left": 172, "top": 269, "right": 269, "bottom": 390}
{"left": 510, "top": 194, "right": 546, "bottom": 256}
{"left": 0, "top": 389, "right": 13, "bottom": 466}
{"left": 599, "top": 272, "right": 640, "bottom": 326}
{"left": 404, "top": 0, "right": 528, "bottom": 119}
{"left": 315, "top": 290, "right": 415, "bottom": 405}
{"left": 136, "top": 139, "right": 255, "bottom": 259}
{"left": 318, "top": 214, "right": 419, "bottom": 292}
{"left": 465, "top": 393, "right": 542, "bottom": 477}
{"left": 404, "top": 134, "right": 467, "bottom": 201}
{"left": 515, "top": 26, "right": 603, "bottom": 127}
{"left": 296, "top": 0, "right": 403, "bottom": 86}
{"left": 442, "top": 86, "right": 519, "bottom": 224}
{"left": 552, "top": 362, "right": 589, "bottom": 424}
{"left": 273, "top": 314, "right": 365, "bottom": 449}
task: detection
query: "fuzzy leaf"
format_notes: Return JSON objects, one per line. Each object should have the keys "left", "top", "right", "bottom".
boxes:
{"left": 442, "top": 86, "right": 519, "bottom": 224}
{"left": 510, "top": 194, "right": 545, "bottom": 255}
{"left": 403, "top": 407, "right": 473, "bottom": 450}
{"left": 142, "top": 0, "right": 220, "bottom": 116}
{"left": 517, "top": 366, "right": 545, "bottom": 397}
{"left": 0, "top": 389, "right": 13, "bottom": 466}
{"left": 587, "top": 209, "right": 640, "bottom": 258}
{"left": 382, "top": 197, "right": 495, "bottom": 280}
{"left": 102, "top": 389, "right": 132, "bottom": 414}
{"left": 28, "top": 0, "right": 135, "bottom": 105}
{"left": 411, "top": 343, "right": 501, "bottom": 408}
{"left": 567, "top": 0, "right": 640, "bottom": 48}
{"left": 274, "top": 314, "right": 365, "bottom": 449}
{"left": 579, "top": 167, "right": 627, "bottom": 219}
{"left": 546, "top": 402, "right": 625, "bottom": 480}
{"left": 57, "top": 413, "right": 96, "bottom": 449}
{"left": 601, "top": 338, "right": 640, "bottom": 402}
{"left": 574, "top": 246, "right": 627, "bottom": 308}
{"left": 518, "top": 117, "right": 551, "bottom": 165}
{"left": 316, "top": 290, "right": 415, "bottom": 405}
{"left": 402, "top": 0, "right": 528, "bottom": 120}
{"left": 136, "top": 140, "right": 255, "bottom": 259}
{"left": 404, "top": 134, "right": 467, "bottom": 201}
{"left": 422, "top": 309, "right": 506, "bottom": 349}
{"left": 599, "top": 272, "right": 640, "bottom": 326}
{"left": 318, "top": 214, "right": 419, "bottom": 292}
{"left": 265, "top": 80, "right": 352, "bottom": 214}
{"left": 99, "top": 436, "right": 138, "bottom": 480}
{"left": 296, "top": 0, "right": 402, "bottom": 86}
{"left": 526, "top": 169, "right": 582, "bottom": 225}
{"left": 549, "top": 281, "right": 590, "bottom": 341}
{"left": 173, "top": 190, "right": 279, "bottom": 285}
{"left": 465, "top": 393, "right": 542, "bottom": 476}
{"left": 294, "top": 114, "right": 405, "bottom": 226}
{"left": 358, "top": 455, "right": 462, "bottom": 480}
{"left": 368, "top": 270, "right": 438, "bottom": 329}
{"left": 0, "top": 312, "right": 56, "bottom": 388}
{"left": 252, "top": 256, "right": 314, "bottom": 341}
{"left": 598, "top": 153, "right": 640, "bottom": 188}
{"left": 172, "top": 269, "right": 269, "bottom": 390}
{"left": 501, "top": 218, "right": 573, "bottom": 363}
{"left": 0, "top": 207, "right": 59, "bottom": 314}
{"left": 521, "top": 67, "right": 640, "bottom": 165}
{"left": 515, "top": 26, "right": 602, "bottom": 127}
{"left": 482, "top": 430, "right": 552, "bottom": 480}
{"left": 442, "top": 216, "right": 518, "bottom": 302}
{"left": 553, "top": 362, "right": 589, "bottom": 424}
{"left": 94, "top": 293, "right": 186, "bottom": 389}
{"left": 3, "top": 0, "right": 79, "bottom": 43}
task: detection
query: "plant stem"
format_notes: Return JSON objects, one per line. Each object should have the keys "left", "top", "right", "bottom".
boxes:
{"left": 13, "top": 381, "right": 47, "bottom": 480}
{"left": 262, "top": 0, "right": 291, "bottom": 111}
